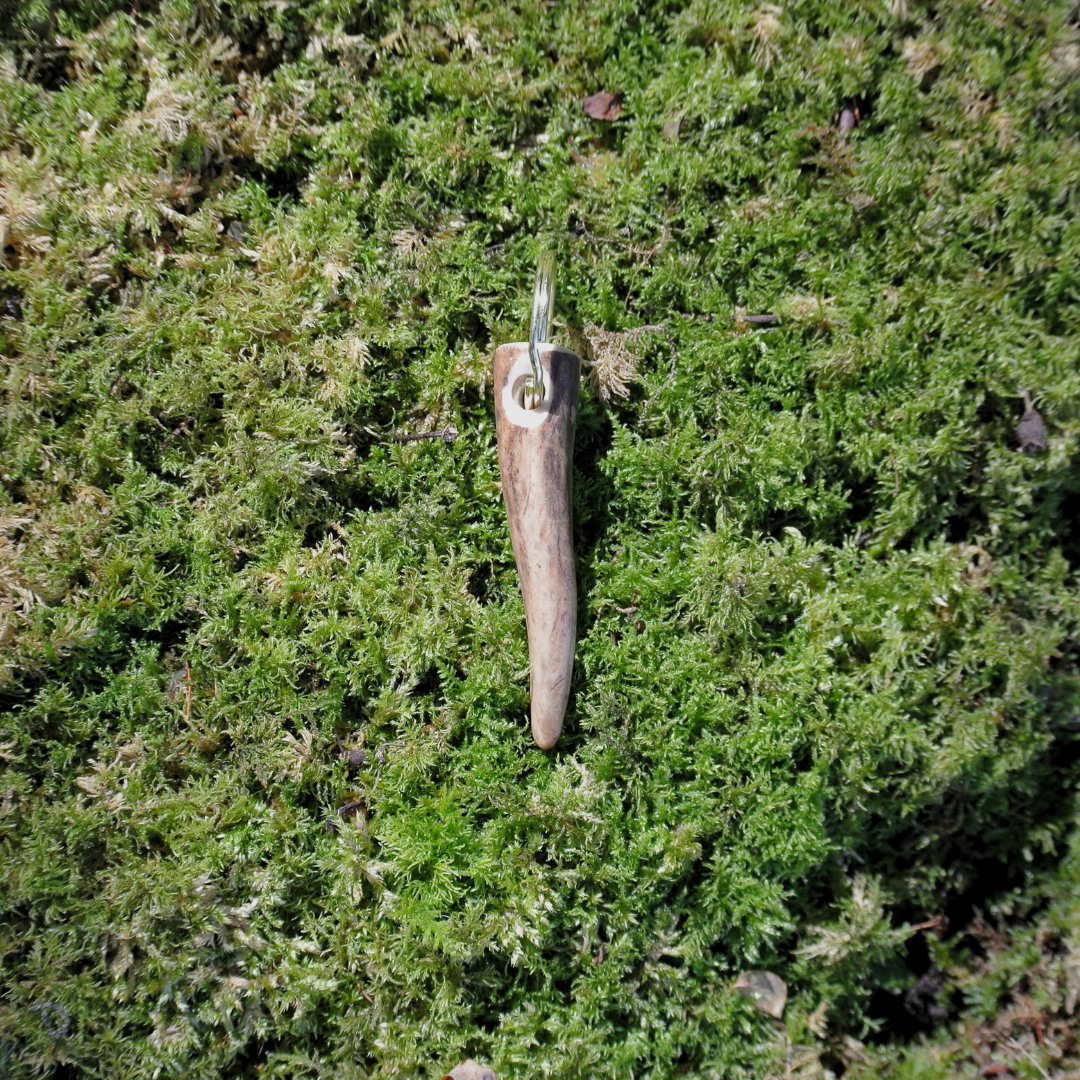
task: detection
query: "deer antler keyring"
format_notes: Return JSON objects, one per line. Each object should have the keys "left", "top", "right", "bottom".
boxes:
{"left": 493, "top": 253, "right": 580, "bottom": 748}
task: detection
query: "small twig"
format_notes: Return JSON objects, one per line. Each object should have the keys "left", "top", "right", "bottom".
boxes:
{"left": 1005, "top": 1037, "right": 1050, "bottom": 1079}
{"left": 173, "top": 170, "right": 193, "bottom": 198}
{"left": 571, "top": 220, "right": 667, "bottom": 260}
{"left": 158, "top": 415, "right": 194, "bottom": 451}
{"left": 392, "top": 424, "right": 458, "bottom": 445}
{"left": 909, "top": 919, "right": 939, "bottom": 932}
{"left": 595, "top": 601, "right": 640, "bottom": 617}
{"left": 677, "top": 311, "right": 777, "bottom": 326}
{"left": 184, "top": 661, "right": 192, "bottom": 723}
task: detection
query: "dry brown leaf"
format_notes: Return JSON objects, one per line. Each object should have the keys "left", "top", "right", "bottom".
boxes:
{"left": 662, "top": 114, "right": 681, "bottom": 141}
{"left": 1016, "top": 390, "right": 1047, "bottom": 453}
{"left": 735, "top": 970, "right": 787, "bottom": 1019}
{"left": 582, "top": 90, "right": 623, "bottom": 121}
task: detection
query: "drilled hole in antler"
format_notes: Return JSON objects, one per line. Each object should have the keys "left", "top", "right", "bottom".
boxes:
{"left": 515, "top": 375, "right": 543, "bottom": 410}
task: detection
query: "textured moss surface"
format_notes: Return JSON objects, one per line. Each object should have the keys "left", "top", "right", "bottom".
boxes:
{"left": 1, "top": 1, "right": 1080, "bottom": 1076}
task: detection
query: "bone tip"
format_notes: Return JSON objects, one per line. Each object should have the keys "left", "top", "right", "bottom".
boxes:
{"left": 531, "top": 717, "right": 562, "bottom": 749}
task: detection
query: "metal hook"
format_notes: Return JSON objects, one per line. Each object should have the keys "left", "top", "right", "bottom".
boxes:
{"left": 524, "top": 251, "right": 556, "bottom": 409}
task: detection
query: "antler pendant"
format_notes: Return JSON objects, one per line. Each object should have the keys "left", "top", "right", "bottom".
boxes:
{"left": 494, "top": 342, "right": 580, "bottom": 748}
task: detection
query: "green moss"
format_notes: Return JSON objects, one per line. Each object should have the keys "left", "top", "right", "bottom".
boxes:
{"left": 1, "top": 0, "right": 1079, "bottom": 1075}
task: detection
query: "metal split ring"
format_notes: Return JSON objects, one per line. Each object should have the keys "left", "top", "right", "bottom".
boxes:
{"left": 524, "top": 251, "right": 556, "bottom": 409}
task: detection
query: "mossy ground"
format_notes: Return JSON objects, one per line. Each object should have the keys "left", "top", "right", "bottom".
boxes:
{"left": 1, "top": 0, "right": 1080, "bottom": 1076}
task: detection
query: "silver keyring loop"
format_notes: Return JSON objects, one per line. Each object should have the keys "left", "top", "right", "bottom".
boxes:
{"left": 526, "top": 251, "right": 556, "bottom": 407}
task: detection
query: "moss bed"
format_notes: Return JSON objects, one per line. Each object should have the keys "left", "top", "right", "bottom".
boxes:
{"left": 2, "top": 0, "right": 1080, "bottom": 1076}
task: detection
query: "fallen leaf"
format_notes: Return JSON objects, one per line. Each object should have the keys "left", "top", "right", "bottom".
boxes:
{"left": 1016, "top": 389, "right": 1047, "bottom": 452}
{"left": 976, "top": 1064, "right": 1012, "bottom": 1077}
{"left": 443, "top": 1061, "right": 496, "bottom": 1080}
{"left": 582, "top": 90, "right": 623, "bottom": 121}
{"left": 661, "top": 114, "right": 681, "bottom": 141}
{"left": 734, "top": 970, "right": 787, "bottom": 1019}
